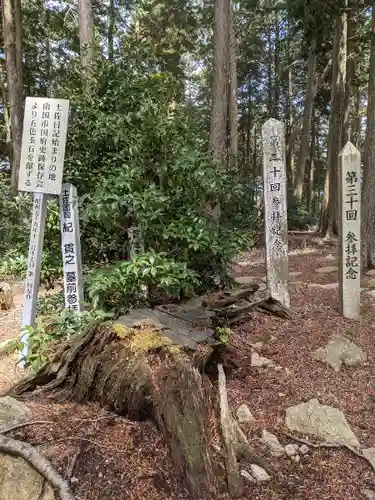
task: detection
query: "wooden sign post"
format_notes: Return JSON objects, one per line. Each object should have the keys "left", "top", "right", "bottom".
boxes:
{"left": 59, "top": 183, "right": 84, "bottom": 312}
{"left": 261, "top": 118, "right": 290, "bottom": 308}
{"left": 18, "top": 97, "right": 70, "bottom": 360}
{"left": 20, "top": 193, "right": 47, "bottom": 359}
{"left": 338, "top": 142, "right": 361, "bottom": 320}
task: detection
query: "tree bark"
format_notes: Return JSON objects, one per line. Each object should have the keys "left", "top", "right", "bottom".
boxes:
{"left": 267, "top": 22, "right": 273, "bottom": 117}
{"left": 2, "top": 0, "right": 24, "bottom": 194}
{"left": 361, "top": 1, "right": 375, "bottom": 270}
{"left": 294, "top": 40, "right": 317, "bottom": 203}
{"left": 343, "top": 5, "right": 356, "bottom": 145}
{"left": 0, "top": 61, "right": 12, "bottom": 163}
{"left": 78, "top": 0, "right": 94, "bottom": 83}
{"left": 321, "top": 13, "right": 347, "bottom": 236}
{"left": 228, "top": 2, "right": 238, "bottom": 159}
{"left": 11, "top": 322, "right": 271, "bottom": 499}
{"left": 307, "top": 107, "right": 316, "bottom": 213}
{"left": 209, "top": 0, "right": 230, "bottom": 163}
{"left": 108, "top": 0, "right": 115, "bottom": 62}
{"left": 273, "top": 11, "right": 280, "bottom": 119}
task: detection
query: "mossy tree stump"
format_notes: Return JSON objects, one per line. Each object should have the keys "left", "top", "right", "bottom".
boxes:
{"left": 11, "top": 321, "right": 271, "bottom": 499}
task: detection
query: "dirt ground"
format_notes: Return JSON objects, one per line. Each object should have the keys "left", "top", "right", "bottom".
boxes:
{"left": 1, "top": 234, "right": 375, "bottom": 500}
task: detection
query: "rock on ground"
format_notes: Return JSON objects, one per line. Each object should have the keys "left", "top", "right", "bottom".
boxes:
{"left": 260, "top": 430, "right": 284, "bottom": 457}
{"left": 285, "top": 399, "right": 360, "bottom": 447}
{"left": 236, "top": 404, "right": 255, "bottom": 423}
{"left": 362, "top": 489, "right": 375, "bottom": 500}
{"left": 0, "top": 455, "right": 55, "bottom": 500}
{"left": 250, "top": 464, "right": 270, "bottom": 482}
{"left": 362, "top": 448, "right": 375, "bottom": 470}
{"left": 0, "top": 396, "right": 32, "bottom": 431}
{"left": 312, "top": 335, "right": 367, "bottom": 372}
{"left": 251, "top": 352, "right": 274, "bottom": 368}
{"left": 284, "top": 443, "right": 299, "bottom": 457}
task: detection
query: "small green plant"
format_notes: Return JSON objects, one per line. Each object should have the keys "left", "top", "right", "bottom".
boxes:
{"left": 37, "top": 291, "right": 65, "bottom": 316}
{"left": 85, "top": 250, "right": 200, "bottom": 312}
{"left": 216, "top": 326, "right": 232, "bottom": 345}
{"left": 0, "top": 308, "right": 113, "bottom": 372}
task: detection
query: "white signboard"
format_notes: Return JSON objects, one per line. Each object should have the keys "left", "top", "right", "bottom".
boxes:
{"left": 59, "top": 184, "right": 84, "bottom": 312}
{"left": 20, "top": 193, "right": 48, "bottom": 359}
{"left": 18, "top": 97, "right": 70, "bottom": 195}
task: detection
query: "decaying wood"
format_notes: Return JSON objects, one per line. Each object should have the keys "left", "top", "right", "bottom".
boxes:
{"left": 0, "top": 434, "right": 74, "bottom": 500}
{"left": 258, "top": 298, "right": 293, "bottom": 319}
{"left": 218, "top": 364, "right": 272, "bottom": 497}
{"left": 10, "top": 321, "right": 274, "bottom": 499}
{"left": 284, "top": 432, "right": 373, "bottom": 470}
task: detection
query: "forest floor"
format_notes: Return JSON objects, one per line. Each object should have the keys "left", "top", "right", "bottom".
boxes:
{"left": 1, "top": 232, "right": 375, "bottom": 500}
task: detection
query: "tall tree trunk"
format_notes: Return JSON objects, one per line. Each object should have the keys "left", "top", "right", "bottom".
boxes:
{"left": 78, "top": 0, "right": 94, "bottom": 82}
{"left": 285, "top": 22, "right": 294, "bottom": 190}
{"left": 228, "top": 2, "right": 238, "bottom": 159}
{"left": 267, "top": 22, "right": 273, "bottom": 116}
{"left": 108, "top": 0, "right": 115, "bottom": 62}
{"left": 209, "top": 0, "right": 230, "bottom": 163}
{"left": 361, "top": 2, "right": 375, "bottom": 270}
{"left": 343, "top": 5, "right": 356, "bottom": 144}
{"left": 2, "top": 0, "right": 24, "bottom": 194}
{"left": 321, "top": 13, "right": 347, "bottom": 236}
{"left": 351, "top": 87, "right": 361, "bottom": 148}
{"left": 273, "top": 11, "right": 280, "bottom": 119}
{"left": 245, "top": 76, "right": 252, "bottom": 174}
{"left": 294, "top": 40, "right": 317, "bottom": 203}
{"left": 307, "top": 107, "right": 316, "bottom": 213}
{"left": 0, "top": 62, "right": 12, "bottom": 163}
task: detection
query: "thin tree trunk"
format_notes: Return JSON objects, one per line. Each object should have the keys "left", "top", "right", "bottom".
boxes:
{"left": 267, "top": 22, "right": 273, "bottom": 116}
{"left": 0, "top": 62, "right": 12, "bottom": 163}
{"left": 245, "top": 76, "right": 252, "bottom": 175}
{"left": 351, "top": 87, "right": 361, "bottom": 148}
{"left": 228, "top": 1, "right": 238, "bottom": 159}
{"left": 343, "top": 6, "right": 356, "bottom": 144}
{"left": 361, "top": 1, "right": 375, "bottom": 270}
{"left": 285, "top": 24, "right": 294, "bottom": 190}
{"left": 78, "top": 0, "right": 94, "bottom": 82}
{"left": 307, "top": 107, "right": 316, "bottom": 213}
{"left": 321, "top": 13, "right": 347, "bottom": 236}
{"left": 294, "top": 40, "right": 317, "bottom": 203}
{"left": 209, "top": 0, "right": 230, "bottom": 163}
{"left": 108, "top": 0, "right": 115, "bottom": 62}
{"left": 273, "top": 11, "right": 280, "bottom": 119}
{"left": 2, "top": 0, "right": 24, "bottom": 194}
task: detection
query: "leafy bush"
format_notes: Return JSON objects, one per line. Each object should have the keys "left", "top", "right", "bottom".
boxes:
{"left": 85, "top": 250, "right": 200, "bottom": 312}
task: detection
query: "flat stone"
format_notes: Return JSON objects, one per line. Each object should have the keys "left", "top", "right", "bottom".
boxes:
{"left": 362, "top": 489, "right": 375, "bottom": 500}
{"left": 366, "top": 269, "right": 375, "bottom": 277}
{"left": 236, "top": 404, "right": 255, "bottom": 424}
{"left": 299, "top": 444, "right": 310, "bottom": 455}
{"left": 250, "top": 464, "right": 271, "bottom": 482}
{"left": 312, "top": 335, "right": 367, "bottom": 372}
{"left": 251, "top": 352, "right": 274, "bottom": 368}
{"left": 260, "top": 430, "right": 284, "bottom": 457}
{"left": 0, "top": 397, "right": 32, "bottom": 432}
{"left": 368, "top": 279, "right": 375, "bottom": 290}
{"left": 291, "top": 454, "right": 300, "bottom": 463}
{"left": 284, "top": 443, "right": 299, "bottom": 457}
{"left": 363, "top": 448, "right": 375, "bottom": 470}
{"left": 250, "top": 341, "right": 264, "bottom": 351}
{"left": 285, "top": 399, "right": 359, "bottom": 447}
{"left": 325, "top": 254, "right": 336, "bottom": 262}
{"left": 0, "top": 455, "right": 55, "bottom": 500}
{"left": 315, "top": 266, "right": 338, "bottom": 274}
{"left": 240, "top": 469, "right": 255, "bottom": 483}
{"left": 308, "top": 282, "right": 338, "bottom": 289}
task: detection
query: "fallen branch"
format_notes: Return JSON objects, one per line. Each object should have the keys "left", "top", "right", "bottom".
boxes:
{"left": 1, "top": 420, "right": 55, "bottom": 435}
{"left": 284, "top": 432, "right": 374, "bottom": 471}
{"left": 218, "top": 364, "right": 273, "bottom": 498}
{"left": 0, "top": 434, "right": 75, "bottom": 500}
{"left": 66, "top": 446, "right": 81, "bottom": 480}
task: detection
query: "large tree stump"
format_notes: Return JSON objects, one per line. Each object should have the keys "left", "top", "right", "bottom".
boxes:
{"left": 10, "top": 321, "right": 271, "bottom": 499}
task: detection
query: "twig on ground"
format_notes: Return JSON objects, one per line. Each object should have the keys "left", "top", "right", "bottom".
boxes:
{"left": 67, "top": 446, "right": 81, "bottom": 480}
{"left": 284, "top": 432, "right": 375, "bottom": 471}
{"left": 1, "top": 420, "right": 55, "bottom": 435}
{"left": 0, "top": 435, "right": 74, "bottom": 500}
{"left": 37, "top": 436, "right": 124, "bottom": 453}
